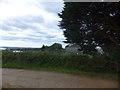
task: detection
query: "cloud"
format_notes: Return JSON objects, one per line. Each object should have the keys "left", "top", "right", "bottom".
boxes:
{"left": 0, "top": 0, "right": 66, "bottom": 48}
{"left": 36, "top": 2, "right": 64, "bottom": 14}
{"left": 1, "top": 15, "right": 44, "bottom": 30}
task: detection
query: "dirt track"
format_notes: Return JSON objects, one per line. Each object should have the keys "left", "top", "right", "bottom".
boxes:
{"left": 2, "top": 68, "right": 118, "bottom": 88}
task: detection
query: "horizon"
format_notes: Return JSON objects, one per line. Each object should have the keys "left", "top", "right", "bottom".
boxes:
{"left": 0, "top": 43, "right": 67, "bottom": 48}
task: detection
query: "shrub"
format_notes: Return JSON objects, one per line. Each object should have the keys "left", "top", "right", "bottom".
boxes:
{"left": 2, "top": 50, "right": 118, "bottom": 73}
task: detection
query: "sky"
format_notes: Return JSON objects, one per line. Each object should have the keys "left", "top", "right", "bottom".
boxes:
{"left": 0, "top": 0, "right": 67, "bottom": 48}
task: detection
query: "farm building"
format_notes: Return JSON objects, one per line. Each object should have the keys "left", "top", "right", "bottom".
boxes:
{"left": 65, "top": 44, "right": 81, "bottom": 53}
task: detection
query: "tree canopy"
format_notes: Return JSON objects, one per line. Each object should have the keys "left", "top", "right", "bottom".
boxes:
{"left": 50, "top": 43, "right": 63, "bottom": 50}
{"left": 58, "top": 2, "right": 120, "bottom": 52}
{"left": 41, "top": 43, "right": 63, "bottom": 51}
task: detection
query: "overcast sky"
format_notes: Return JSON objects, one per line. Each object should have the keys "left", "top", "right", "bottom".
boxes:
{"left": 0, "top": 0, "right": 67, "bottom": 48}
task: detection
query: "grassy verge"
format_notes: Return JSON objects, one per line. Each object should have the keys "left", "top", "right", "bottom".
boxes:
{"left": 2, "top": 62, "right": 117, "bottom": 81}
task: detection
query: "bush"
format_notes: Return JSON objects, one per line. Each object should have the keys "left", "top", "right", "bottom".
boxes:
{"left": 2, "top": 50, "right": 118, "bottom": 73}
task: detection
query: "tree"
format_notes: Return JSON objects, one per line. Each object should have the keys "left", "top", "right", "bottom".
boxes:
{"left": 49, "top": 43, "right": 63, "bottom": 51}
{"left": 41, "top": 45, "right": 49, "bottom": 51}
{"left": 41, "top": 45, "right": 45, "bottom": 51}
{"left": 58, "top": 2, "right": 120, "bottom": 53}
{"left": 41, "top": 43, "right": 63, "bottom": 51}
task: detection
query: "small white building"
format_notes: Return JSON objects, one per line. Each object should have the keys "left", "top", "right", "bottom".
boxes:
{"left": 13, "top": 50, "right": 23, "bottom": 53}
{"left": 65, "top": 44, "right": 80, "bottom": 53}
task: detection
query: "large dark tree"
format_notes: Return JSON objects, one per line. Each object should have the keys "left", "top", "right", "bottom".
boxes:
{"left": 58, "top": 2, "right": 120, "bottom": 52}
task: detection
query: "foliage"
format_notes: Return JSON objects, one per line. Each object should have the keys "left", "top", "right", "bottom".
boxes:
{"left": 50, "top": 43, "right": 63, "bottom": 50}
{"left": 41, "top": 43, "right": 63, "bottom": 51}
{"left": 41, "top": 45, "right": 49, "bottom": 51}
{"left": 58, "top": 2, "right": 120, "bottom": 52}
{"left": 2, "top": 50, "right": 118, "bottom": 73}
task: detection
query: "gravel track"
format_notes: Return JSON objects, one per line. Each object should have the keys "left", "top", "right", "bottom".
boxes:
{"left": 2, "top": 68, "right": 118, "bottom": 88}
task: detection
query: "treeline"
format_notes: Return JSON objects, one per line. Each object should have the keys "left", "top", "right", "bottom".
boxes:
{"left": 5, "top": 43, "right": 64, "bottom": 51}
{"left": 41, "top": 43, "right": 64, "bottom": 51}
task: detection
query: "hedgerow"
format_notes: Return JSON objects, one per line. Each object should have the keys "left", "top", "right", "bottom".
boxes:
{"left": 2, "top": 50, "right": 118, "bottom": 73}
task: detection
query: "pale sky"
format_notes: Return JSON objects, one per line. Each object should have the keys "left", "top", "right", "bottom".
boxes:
{"left": 0, "top": 0, "right": 67, "bottom": 48}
